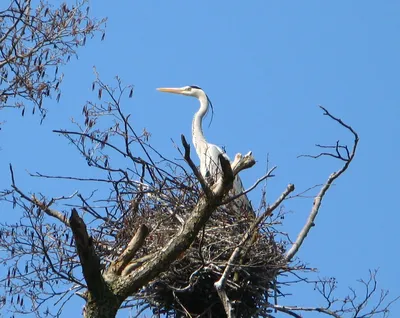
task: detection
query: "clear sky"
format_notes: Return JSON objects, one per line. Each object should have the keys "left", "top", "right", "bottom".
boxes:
{"left": 1, "top": 0, "right": 399, "bottom": 317}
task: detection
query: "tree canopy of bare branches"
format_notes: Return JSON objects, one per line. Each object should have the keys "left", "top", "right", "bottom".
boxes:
{"left": 0, "top": 3, "right": 397, "bottom": 316}
{"left": 0, "top": 71, "right": 397, "bottom": 318}
{"left": 0, "top": 0, "right": 105, "bottom": 120}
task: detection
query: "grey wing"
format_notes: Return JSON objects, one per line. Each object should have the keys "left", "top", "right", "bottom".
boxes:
{"left": 202, "top": 144, "right": 228, "bottom": 183}
{"left": 202, "top": 144, "right": 253, "bottom": 213}
{"left": 232, "top": 175, "right": 253, "bottom": 212}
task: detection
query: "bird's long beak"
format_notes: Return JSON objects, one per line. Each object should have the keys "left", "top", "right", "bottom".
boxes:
{"left": 156, "top": 87, "right": 185, "bottom": 95}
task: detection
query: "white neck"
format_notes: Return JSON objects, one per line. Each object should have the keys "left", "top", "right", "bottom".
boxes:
{"left": 192, "top": 93, "right": 209, "bottom": 158}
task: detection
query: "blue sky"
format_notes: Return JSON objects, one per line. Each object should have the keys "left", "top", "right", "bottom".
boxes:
{"left": 1, "top": 0, "right": 399, "bottom": 316}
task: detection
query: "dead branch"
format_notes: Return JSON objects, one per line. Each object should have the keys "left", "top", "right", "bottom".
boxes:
{"left": 285, "top": 106, "right": 359, "bottom": 262}
{"left": 113, "top": 154, "right": 255, "bottom": 298}
{"left": 110, "top": 224, "right": 149, "bottom": 275}
{"left": 231, "top": 151, "right": 256, "bottom": 176}
{"left": 215, "top": 181, "right": 294, "bottom": 317}
{"left": 2, "top": 73, "right": 393, "bottom": 318}
{"left": 69, "top": 209, "right": 105, "bottom": 299}
{"left": 272, "top": 304, "right": 340, "bottom": 317}
{"left": 275, "top": 270, "right": 399, "bottom": 318}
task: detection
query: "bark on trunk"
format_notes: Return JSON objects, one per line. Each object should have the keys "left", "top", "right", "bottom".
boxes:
{"left": 70, "top": 209, "right": 122, "bottom": 318}
{"left": 84, "top": 293, "right": 121, "bottom": 318}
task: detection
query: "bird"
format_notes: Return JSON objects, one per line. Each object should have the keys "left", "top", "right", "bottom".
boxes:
{"left": 157, "top": 85, "right": 253, "bottom": 213}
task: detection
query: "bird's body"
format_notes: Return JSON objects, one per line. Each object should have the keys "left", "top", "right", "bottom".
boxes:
{"left": 157, "top": 85, "right": 253, "bottom": 212}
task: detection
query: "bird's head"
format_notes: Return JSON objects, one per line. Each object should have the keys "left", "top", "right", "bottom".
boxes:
{"left": 157, "top": 85, "right": 205, "bottom": 99}
{"left": 157, "top": 85, "right": 214, "bottom": 126}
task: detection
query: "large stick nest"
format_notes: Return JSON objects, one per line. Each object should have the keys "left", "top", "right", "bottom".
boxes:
{"left": 96, "top": 175, "right": 287, "bottom": 317}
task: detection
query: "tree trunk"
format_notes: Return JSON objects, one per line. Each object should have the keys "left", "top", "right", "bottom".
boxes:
{"left": 84, "top": 293, "right": 121, "bottom": 318}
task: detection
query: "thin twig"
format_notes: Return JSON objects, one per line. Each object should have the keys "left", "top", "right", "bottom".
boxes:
{"left": 286, "top": 106, "right": 359, "bottom": 262}
{"left": 272, "top": 304, "right": 340, "bottom": 317}
{"left": 221, "top": 166, "right": 276, "bottom": 205}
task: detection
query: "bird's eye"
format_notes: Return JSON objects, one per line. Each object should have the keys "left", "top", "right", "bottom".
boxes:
{"left": 186, "top": 87, "right": 192, "bottom": 91}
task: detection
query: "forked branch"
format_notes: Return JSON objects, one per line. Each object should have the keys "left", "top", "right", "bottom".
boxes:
{"left": 273, "top": 270, "right": 398, "bottom": 317}
{"left": 286, "top": 106, "right": 359, "bottom": 261}
{"left": 110, "top": 224, "right": 149, "bottom": 275}
{"left": 113, "top": 152, "right": 255, "bottom": 299}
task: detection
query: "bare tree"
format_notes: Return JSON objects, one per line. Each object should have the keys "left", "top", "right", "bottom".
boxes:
{"left": 0, "top": 72, "right": 397, "bottom": 318}
{"left": 0, "top": 2, "right": 395, "bottom": 318}
{"left": 0, "top": 0, "right": 105, "bottom": 120}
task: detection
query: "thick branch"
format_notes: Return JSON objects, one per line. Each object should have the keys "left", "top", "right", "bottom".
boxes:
{"left": 114, "top": 154, "right": 254, "bottom": 298}
{"left": 214, "top": 284, "right": 235, "bottom": 318}
{"left": 109, "top": 224, "right": 149, "bottom": 275}
{"left": 120, "top": 254, "right": 156, "bottom": 277}
{"left": 32, "top": 195, "right": 70, "bottom": 226}
{"left": 69, "top": 208, "right": 106, "bottom": 300}
{"left": 231, "top": 151, "right": 255, "bottom": 176}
